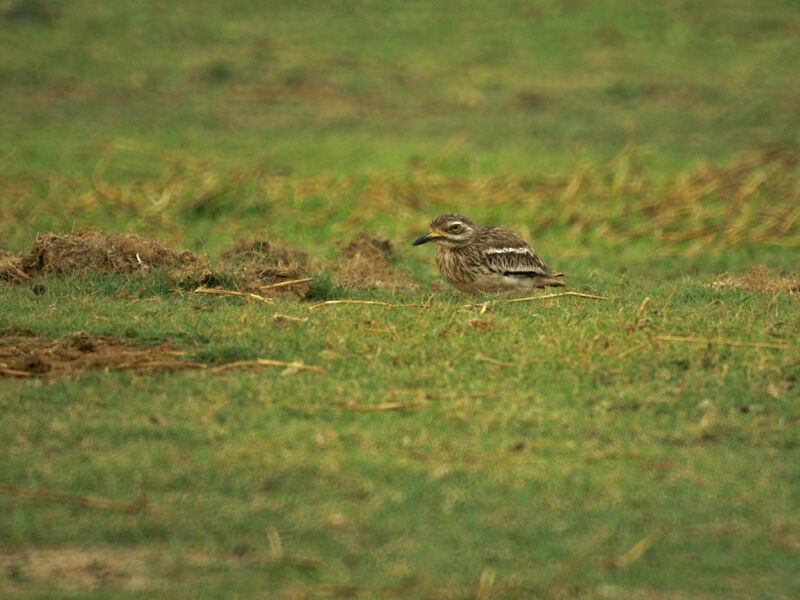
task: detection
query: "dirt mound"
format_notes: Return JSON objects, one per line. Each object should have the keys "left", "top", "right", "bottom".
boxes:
{"left": 0, "top": 231, "right": 208, "bottom": 285}
{"left": 339, "top": 233, "right": 394, "bottom": 261}
{"left": 0, "top": 331, "right": 183, "bottom": 379}
{"left": 0, "top": 232, "right": 314, "bottom": 297}
{"left": 220, "top": 238, "right": 307, "bottom": 267}
{"left": 334, "top": 233, "right": 417, "bottom": 290}
{"left": 1, "top": 229, "right": 422, "bottom": 297}
{"left": 218, "top": 239, "right": 311, "bottom": 298}
{"left": 710, "top": 266, "right": 800, "bottom": 295}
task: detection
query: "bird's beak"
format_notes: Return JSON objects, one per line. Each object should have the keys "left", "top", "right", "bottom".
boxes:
{"left": 412, "top": 231, "right": 443, "bottom": 246}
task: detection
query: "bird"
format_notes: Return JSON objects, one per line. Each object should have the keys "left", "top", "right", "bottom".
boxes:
{"left": 412, "top": 213, "right": 565, "bottom": 294}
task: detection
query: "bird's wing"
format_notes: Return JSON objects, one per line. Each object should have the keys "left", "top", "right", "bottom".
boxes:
{"left": 479, "top": 228, "right": 556, "bottom": 277}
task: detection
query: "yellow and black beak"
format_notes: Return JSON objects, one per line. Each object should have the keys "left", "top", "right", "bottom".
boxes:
{"left": 412, "top": 231, "right": 443, "bottom": 246}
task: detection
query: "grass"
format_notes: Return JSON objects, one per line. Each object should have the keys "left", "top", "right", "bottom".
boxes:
{"left": 1, "top": 1, "right": 800, "bottom": 598}
{"left": 1, "top": 273, "right": 799, "bottom": 598}
{"left": 2, "top": 0, "right": 799, "bottom": 180}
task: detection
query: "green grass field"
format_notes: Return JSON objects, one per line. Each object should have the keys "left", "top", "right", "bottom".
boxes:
{"left": 1, "top": 1, "right": 799, "bottom": 598}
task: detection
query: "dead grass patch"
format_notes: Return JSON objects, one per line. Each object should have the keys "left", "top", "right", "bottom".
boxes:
{"left": 0, "top": 228, "right": 423, "bottom": 299}
{"left": 220, "top": 238, "right": 306, "bottom": 266}
{"left": 0, "top": 251, "right": 30, "bottom": 282}
{"left": 0, "top": 231, "right": 315, "bottom": 298}
{"left": 333, "top": 232, "right": 417, "bottom": 291}
{"left": 218, "top": 238, "right": 310, "bottom": 298}
{"left": 0, "top": 544, "right": 324, "bottom": 593}
{"left": 710, "top": 265, "right": 800, "bottom": 294}
{"left": 0, "top": 331, "right": 324, "bottom": 379}
{"left": 0, "top": 331, "right": 182, "bottom": 379}
{"left": 0, "top": 546, "right": 159, "bottom": 593}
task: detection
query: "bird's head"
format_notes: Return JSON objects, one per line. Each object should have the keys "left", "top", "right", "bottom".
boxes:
{"left": 412, "top": 214, "right": 477, "bottom": 248}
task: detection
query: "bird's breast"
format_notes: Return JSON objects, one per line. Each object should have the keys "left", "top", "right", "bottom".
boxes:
{"left": 435, "top": 247, "right": 483, "bottom": 285}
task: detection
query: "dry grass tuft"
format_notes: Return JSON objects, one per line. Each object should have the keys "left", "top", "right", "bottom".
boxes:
{"left": 232, "top": 263, "right": 310, "bottom": 297}
{"left": 220, "top": 238, "right": 307, "bottom": 267}
{"left": 0, "top": 331, "right": 324, "bottom": 379}
{"left": 0, "top": 232, "right": 315, "bottom": 298}
{"left": 28, "top": 231, "right": 203, "bottom": 275}
{"left": 219, "top": 238, "right": 311, "bottom": 298}
{"left": 333, "top": 232, "right": 417, "bottom": 290}
{"left": 0, "top": 252, "right": 31, "bottom": 282}
{"left": 339, "top": 232, "right": 394, "bottom": 261}
{"left": 710, "top": 265, "right": 800, "bottom": 294}
{"left": 0, "top": 230, "right": 208, "bottom": 285}
{"left": 367, "top": 143, "right": 800, "bottom": 250}
{"left": 0, "top": 331, "right": 182, "bottom": 379}
{"left": 0, "top": 547, "right": 160, "bottom": 593}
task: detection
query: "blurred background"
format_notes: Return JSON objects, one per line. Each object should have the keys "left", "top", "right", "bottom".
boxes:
{"left": 1, "top": 0, "right": 798, "bottom": 265}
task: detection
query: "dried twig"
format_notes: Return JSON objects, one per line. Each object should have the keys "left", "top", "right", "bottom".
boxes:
{"left": 0, "top": 259, "right": 31, "bottom": 282}
{"left": 475, "top": 353, "right": 514, "bottom": 367}
{"left": 501, "top": 291, "right": 608, "bottom": 303}
{"left": 0, "top": 366, "right": 33, "bottom": 377}
{"left": 272, "top": 313, "right": 309, "bottom": 325}
{"left": 339, "top": 401, "right": 425, "bottom": 412}
{"left": 465, "top": 291, "right": 607, "bottom": 308}
{"left": 615, "top": 342, "right": 648, "bottom": 360}
{"left": 256, "top": 277, "right": 313, "bottom": 291}
{"left": 765, "top": 292, "right": 781, "bottom": 325}
{"left": 309, "top": 299, "right": 428, "bottom": 310}
{"left": 656, "top": 335, "right": 800, "bottom": 351}
{"left": 477, "top": 567, "right": 496, "bottom": 600}
{"left": 614, "top": 524, "right": 670, "bottom": 568}
{"left": 633, "top": 297, "right": 651, "bottom": 329}
{"left": 210, "top": 359, "right": 324, "bottom": 373}
{"left": 257, "top": 525, "right": 322, "bottom": 569}
{"left": 2, "top": 356, "right": 323, "bottom": 378}
{"left": 0, "top": 482, "right": 153, "bottom": 514}
{"left": 194, "top": 286, "right": 272, "bottom": 303}
{"left": 115, "top": 360, "right": 207, "bottom": 371}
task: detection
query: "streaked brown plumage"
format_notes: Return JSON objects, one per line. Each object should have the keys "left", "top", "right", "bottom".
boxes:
{"left": 412, "top": 213, "right": 565, "bottom": 294}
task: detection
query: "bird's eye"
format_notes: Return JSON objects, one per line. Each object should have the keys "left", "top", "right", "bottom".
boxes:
{"left": 448, "top": 223, "right": 462, "bottom": 233}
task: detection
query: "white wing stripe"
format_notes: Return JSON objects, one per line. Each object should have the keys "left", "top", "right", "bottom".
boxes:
{"left": 483, "top": 247, "right": 533, "bottom": 255}
{"left": 503, "top": 265, "right": 547, "bottom": 273}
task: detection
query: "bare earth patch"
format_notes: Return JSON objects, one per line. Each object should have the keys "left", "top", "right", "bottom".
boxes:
{"left": 0, "top": 547, "right": 160, "bottom": 593}
{"left": 710, "top": 265, "right": 800, "bottom": 294}
{"left": 0, "top": 331, "right": 324, "bottom": 379}
{"left": 0, "top": 331, "right": 183, "bottom": 379}
{"left": 334, "top": 232, "right": 417, "bottom": 291}
{"left": 0, "top": 545, "right": 325, "bottom": 594}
